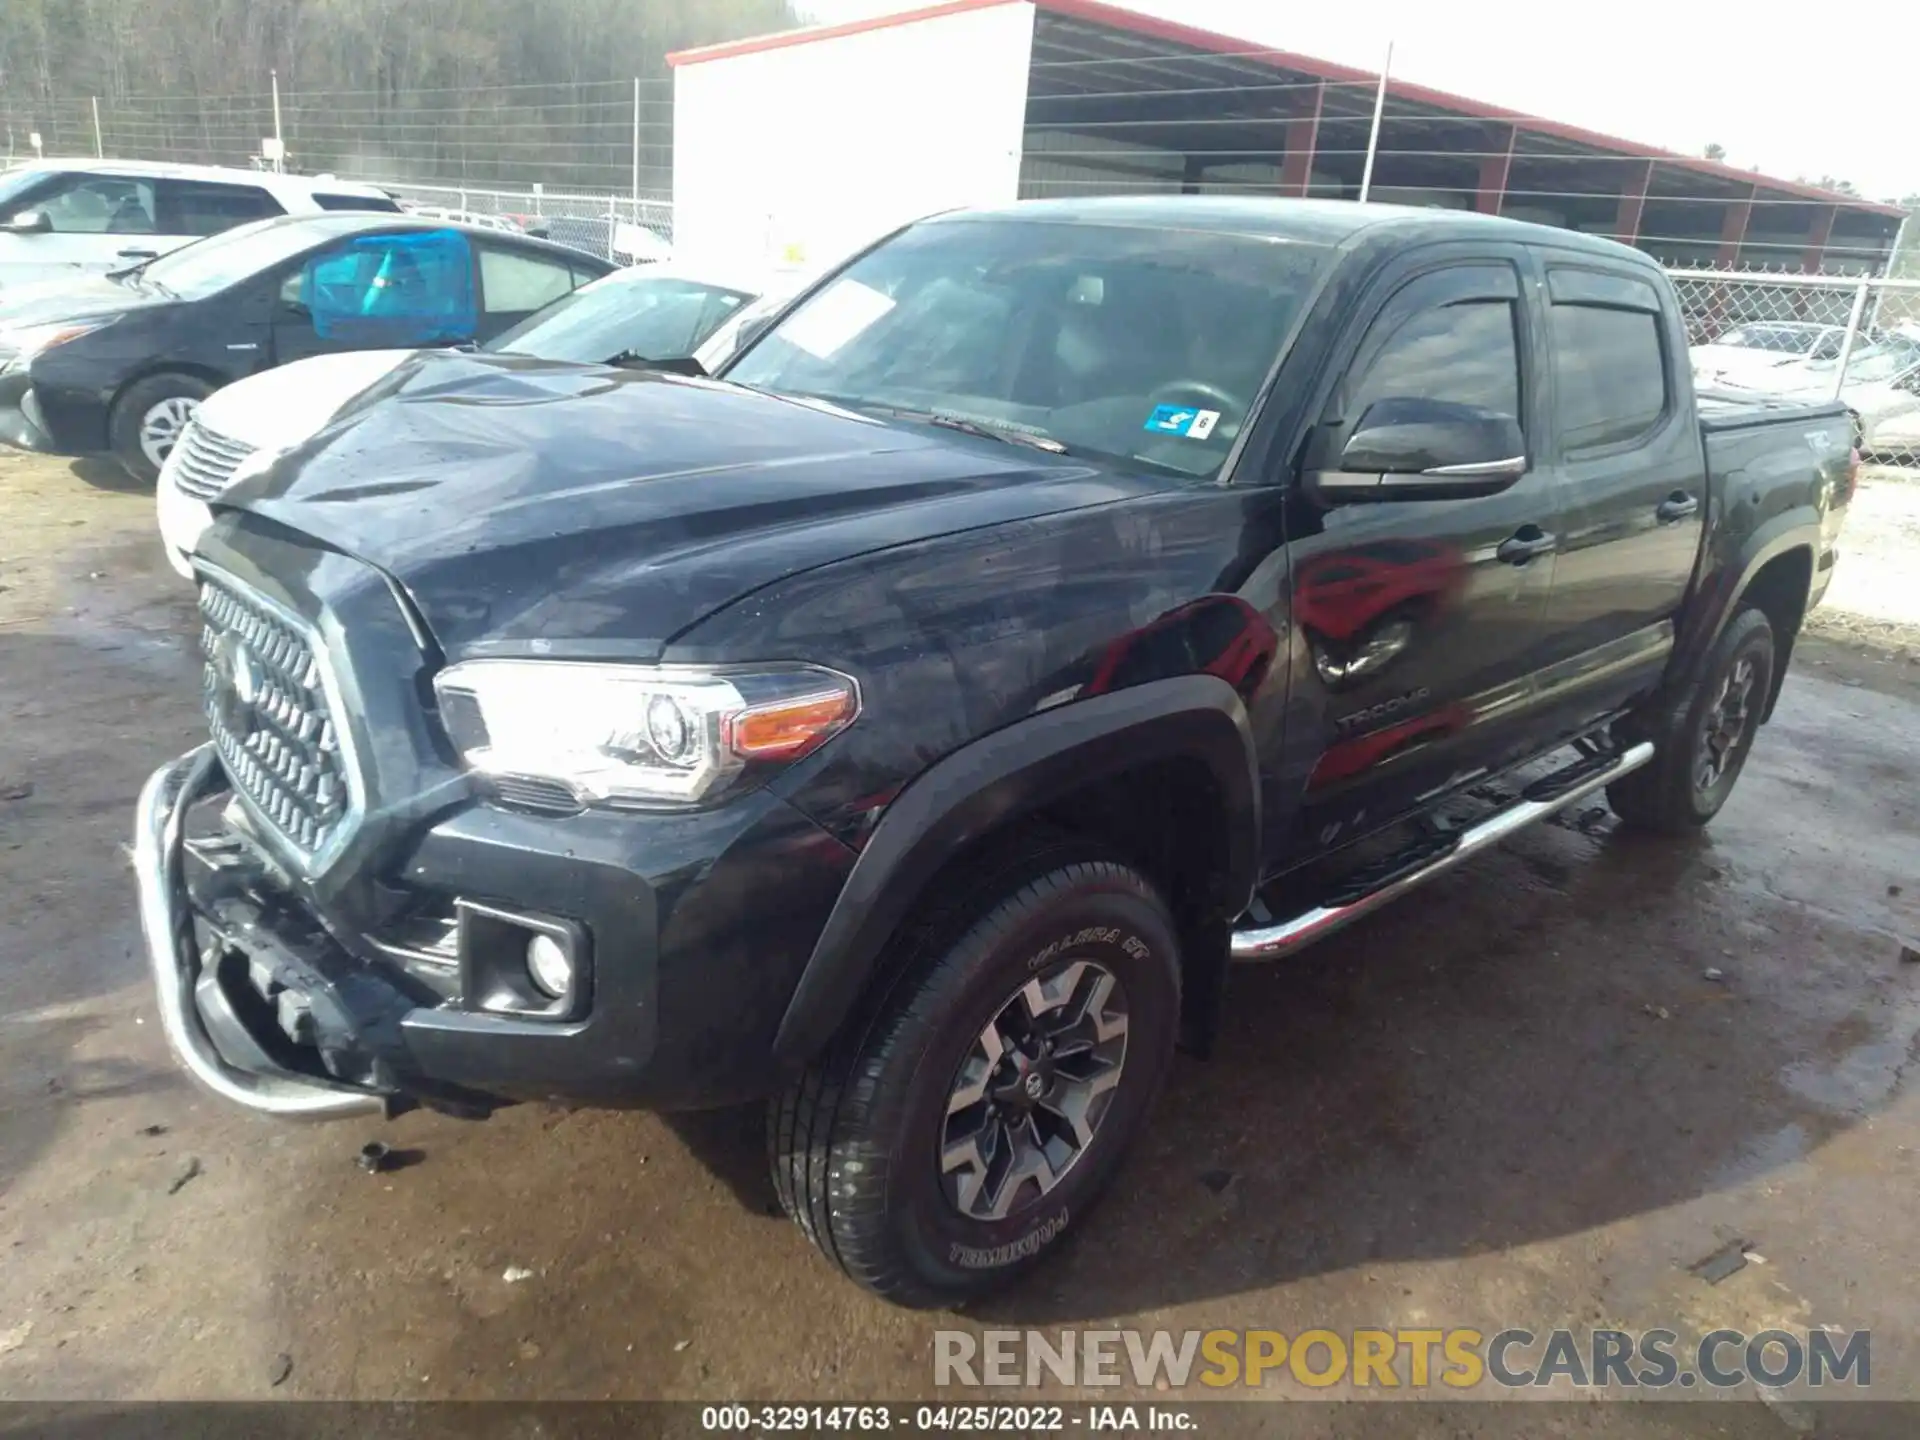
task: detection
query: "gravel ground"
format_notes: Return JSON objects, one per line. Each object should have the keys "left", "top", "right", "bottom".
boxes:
{"left": 2, "top": 448, "right": 1918, "bottom": 1434}
{"left": 1806, "top": 467, "right": 1920, "bottom": 652}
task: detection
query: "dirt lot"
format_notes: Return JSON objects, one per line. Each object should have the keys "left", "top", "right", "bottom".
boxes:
{"left": 2, "top": 450, "right": 1919, "bottom": 1428}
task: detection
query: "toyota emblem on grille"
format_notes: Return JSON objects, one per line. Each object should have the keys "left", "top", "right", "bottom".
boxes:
{"left": 211, "top": 630, "right": 260, "bottom": 737}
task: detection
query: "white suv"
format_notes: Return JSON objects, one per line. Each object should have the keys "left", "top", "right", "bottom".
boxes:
{"left": 0, "top": 160, "right": 399, "bottom": 294}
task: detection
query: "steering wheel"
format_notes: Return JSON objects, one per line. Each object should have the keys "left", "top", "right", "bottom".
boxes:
{"left": 1147, "top": 380, "right": 1246, "bottom": 424}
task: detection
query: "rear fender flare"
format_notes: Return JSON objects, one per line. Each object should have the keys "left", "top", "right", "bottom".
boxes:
{"left": 770, "top": 675, "right": 1260, "bottom": 1066}
{"left": 1670, "top": 507, "right": 1819, "bottom": 720}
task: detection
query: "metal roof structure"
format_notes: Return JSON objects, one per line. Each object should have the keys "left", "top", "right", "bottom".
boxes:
{"left": 672, "top": 0, "right": 1906, "bottom": 274}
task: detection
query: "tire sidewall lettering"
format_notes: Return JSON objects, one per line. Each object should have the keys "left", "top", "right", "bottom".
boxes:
{"left": 948, "top": 1207, "right": 1070, "bottom": 1269}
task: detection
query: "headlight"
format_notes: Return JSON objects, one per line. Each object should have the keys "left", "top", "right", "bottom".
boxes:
{"left": 432, "top": 660, "right": 859, "bottom": 809}
{"left": 0, "top": 318, "right": 113, "bottom": 371}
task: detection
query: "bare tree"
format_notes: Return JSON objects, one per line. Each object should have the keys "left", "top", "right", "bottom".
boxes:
{"left": 0, "top": 0, "right": 798, "bottom": 184}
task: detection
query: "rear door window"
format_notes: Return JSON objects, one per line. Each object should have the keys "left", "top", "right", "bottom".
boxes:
{"left": 157, "top": 180, "right": 284, "bottom": 236}
{"left": 479, "top": 245, "right": 578, "bottom": 316}
{"left": 312, "top": 192, "right": 403, "bottom": 213}
{"left": 296, "top": 230, "right": 478, "bottom": 344}
{"left": 1548, "top": 303, "right": 1669, "bottom": 451}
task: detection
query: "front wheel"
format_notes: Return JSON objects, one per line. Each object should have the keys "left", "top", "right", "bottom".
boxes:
{"left": 109, "top": 373, "right": 213, "bottom": 484}
{"left": 1609, "top": 605, "right": 1776, "bottom": 832}
{"left": 770, "top": 839, "right": 1181, "bottom": 1307}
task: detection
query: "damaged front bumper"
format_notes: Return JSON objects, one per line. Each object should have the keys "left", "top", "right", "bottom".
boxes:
{"left": 0, "top": 370, "right": 58, "bottom": 454}
{"left": 135, "top": 732, "right": 861, "bottom": 1120}
{"left": 134, "top": 745, "right": 390, "bottom": 1120}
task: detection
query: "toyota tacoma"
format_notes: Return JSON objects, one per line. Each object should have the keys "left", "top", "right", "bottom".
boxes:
{"left": 134, "top": 198, "right": 1855, "bottom": 1306}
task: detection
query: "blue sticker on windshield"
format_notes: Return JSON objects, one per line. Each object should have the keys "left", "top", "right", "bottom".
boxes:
{"left": 1144, "top": 405, "right": 1221, "bottom": 439}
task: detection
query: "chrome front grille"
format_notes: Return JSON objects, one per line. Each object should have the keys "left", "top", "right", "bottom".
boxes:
{"left": 198, "top": 575, "right": 351, "bottom": 861}
{"left": 170, "top": 419, "right": 257, "bottom": 502}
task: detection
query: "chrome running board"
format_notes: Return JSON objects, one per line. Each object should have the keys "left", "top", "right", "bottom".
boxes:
{"left": 1230, "top": 740, "right": 1655, "bottom": 963}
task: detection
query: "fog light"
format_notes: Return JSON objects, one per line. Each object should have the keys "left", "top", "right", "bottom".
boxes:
{"left": 526, "top": 933, "right": 573, "bottom": 998}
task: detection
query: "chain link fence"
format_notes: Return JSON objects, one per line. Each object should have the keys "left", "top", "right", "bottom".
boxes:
{"left": 378, "top": 183, "right": 674, "bottom": 258}
{"left": 1, "top": 81, "right": 675, "bottom": 262}
{"left": 5, "top": 80, "right": 1919, "bottom": 462}
{"left": 1666, "top": 271, "right": 1920, "bottom": 471}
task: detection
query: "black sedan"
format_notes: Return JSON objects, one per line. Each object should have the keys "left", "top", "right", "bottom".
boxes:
{"left": 0, "top": 212, "right": 615, "bottom": 480}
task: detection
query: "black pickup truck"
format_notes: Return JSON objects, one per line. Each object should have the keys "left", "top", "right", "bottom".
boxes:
{"left": 134, "top": 198, "right": 1855, "bottom": 1306}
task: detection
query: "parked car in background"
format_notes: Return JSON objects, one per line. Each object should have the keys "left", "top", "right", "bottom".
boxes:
{"left": 134, "top": 197, "right": 1855, "bottom": 1306}
{"left": 484, "top": 259, "right": 767, "bottom": 366}
{"left": 524, "top": 213, "right": 673, "bottom": 266}
{"left": 1867, "top": 403, "right": 1920, "bottom": 459}
{"left": 154, "top": 260, "right": 779, "bottom": 573}
{"left": 1709, "top": 335, "right": 1920, "bottom": 454}
{"left": 394, "top": 204, "right": 527, "bottom": 235}
{"left": 1690, "top": 321, "right": 1846, "bottom": 390}
{"left": 0, "top": 160, "right": 399, "bottom": 295}
{"left": 0, "top": 212, "right": 613, "bottom": 481}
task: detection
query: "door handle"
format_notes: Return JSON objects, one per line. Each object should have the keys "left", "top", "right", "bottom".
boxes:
{"left": 1656, "top": 491, "right": 1699, "bottom": 522}
{"left": 1496, "top": 525, "right": 1556, "bottom": 565}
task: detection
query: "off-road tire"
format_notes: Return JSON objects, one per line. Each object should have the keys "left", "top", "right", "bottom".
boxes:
{"left": 1608, "top": 605, "right": 1776, "bottom": 833}
{"left": 769, "top": 835, "right": 1181, "bottom": 1307}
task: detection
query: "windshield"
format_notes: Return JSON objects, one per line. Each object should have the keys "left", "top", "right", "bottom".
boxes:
{"left": 1844, "top": 343, "right": 1920, "bottom": 384}
{"left": 1713, "top": 324, "right": 1826, "bottom": 354}
{"left": 485, "top": 271, "right": 752, "bottom": 363}
{"left": 135, "top": 219, "right": 333, "bottom": 300}
{"left": 724, "top": 218, "right": 1330, "bottom": 479}
{"left": 0, "top": 168, "right": 44, "bottom": 211}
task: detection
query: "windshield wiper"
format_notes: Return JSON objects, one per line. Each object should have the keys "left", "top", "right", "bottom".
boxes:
{"left": 106, "top": 261, "right": 175, "bottom": 298}
{"left": 922, "top": 412, "right": 1069, "bottom": 454}
{"left": 753, "top": 392, "right": 1070, "bottom": 453}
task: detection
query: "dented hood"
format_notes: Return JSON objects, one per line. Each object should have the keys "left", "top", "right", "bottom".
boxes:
{"left": 222, "top": 351, "right": 1162, "bottom": 657}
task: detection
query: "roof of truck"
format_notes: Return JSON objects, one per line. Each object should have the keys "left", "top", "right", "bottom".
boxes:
{"left": 932, "top": 195, "right": 1653, "bottom": 260}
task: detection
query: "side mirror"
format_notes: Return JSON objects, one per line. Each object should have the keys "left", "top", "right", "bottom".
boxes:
{"left": 735, "top": 313, "right": 776, "bottom": 352}
{"left": 4, "top": 210, "right": 53, "bottom": 235}
{"left": 1310, "top": 397, "right": 1526, "bottom": 504}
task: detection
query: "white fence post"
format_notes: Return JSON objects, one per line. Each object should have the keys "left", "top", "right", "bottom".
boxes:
{"left": 90, "top": 97, "right": 103, "bottom": 158}
{"left": 1359, "top": 41, "right": 1392, "bottom": 203}
{"left": 1832, "top": 281, "right": 1872, "bottom": 401}
{"left": 270, "top": 70, "right": 284, "bottom": 173}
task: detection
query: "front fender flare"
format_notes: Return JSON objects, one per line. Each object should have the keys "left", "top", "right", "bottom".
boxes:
{"left": 771, "top": 674, "right": 1260, "bottom": 1066}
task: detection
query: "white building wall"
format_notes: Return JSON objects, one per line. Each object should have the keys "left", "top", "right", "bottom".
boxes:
{"left": 673, "top": 3, "right": 1037, "bottom": 280}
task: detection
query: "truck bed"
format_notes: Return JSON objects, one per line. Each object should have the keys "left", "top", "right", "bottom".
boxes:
{"left": 1695, "top": 389, "right": 1850, "bottom": 435}
{"left": 1696, "top": 389, "right": 1854, "bottom": 613}
{"left": 1697, "top": 389, "right": 1853, "bottom": 489}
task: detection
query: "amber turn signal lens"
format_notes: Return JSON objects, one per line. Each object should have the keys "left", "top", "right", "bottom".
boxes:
{"left": 728, "top": 690, "right": 857, "bottom": 760}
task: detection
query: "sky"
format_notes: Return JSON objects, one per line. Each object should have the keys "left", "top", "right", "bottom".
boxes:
{"left": 802, "top": 0, "right": 1920, "bottom": 202}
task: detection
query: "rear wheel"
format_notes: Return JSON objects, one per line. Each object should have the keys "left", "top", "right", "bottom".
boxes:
{"left": 769, "top": 837, "right": 1181, "bottom": 1307}
{"left": 109, "top": 373, "right": 212, "bottom": 484}
{"left": 1609, "top": 605, "right": 1776, "bottom": 832}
